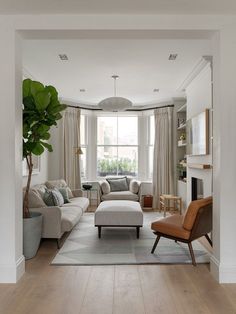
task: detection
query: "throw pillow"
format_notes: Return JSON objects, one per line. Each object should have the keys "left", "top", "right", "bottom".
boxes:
{"left": 66, "top": 186, "right": 74, "bottom": 199}
{"left": 130, "top": 179, "right": 140, "bottom": 194}
{"left": 100, "top": 180, "right": 110, "bottom": 194}
{"left": 45, "top": 180, "right": 74, "bottom": 198}
{"left": 106, "top": 177, "right": 128, "bottom": 192}
{"left": 26, "top": 188, "right": 46, "bottom": 208}
{"left": 58, "top": 188, "right": 71, "bottom": 203}
{"left": 43, "top": 188, "right": 64, "bottom": 207}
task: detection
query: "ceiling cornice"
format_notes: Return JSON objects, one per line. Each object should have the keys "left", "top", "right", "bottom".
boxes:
{"left": 177, "top": 55, "right": 213, "bottom": 92}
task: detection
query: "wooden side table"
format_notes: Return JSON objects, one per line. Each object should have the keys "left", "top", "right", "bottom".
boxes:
{"left": 160, "top": 194, "right": 182, "bottom": 217}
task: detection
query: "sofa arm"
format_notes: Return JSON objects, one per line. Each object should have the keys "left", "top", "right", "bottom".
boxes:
{"left": 30, "top": 206, "right": 62, "bottom": 239}
{"left": 72, "top": 189, "right": 83, "bottom": 197}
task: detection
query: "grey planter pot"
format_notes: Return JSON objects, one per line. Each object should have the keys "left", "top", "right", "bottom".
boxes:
{"left": 23, "top": 212, "right": 42, "bottom": 260}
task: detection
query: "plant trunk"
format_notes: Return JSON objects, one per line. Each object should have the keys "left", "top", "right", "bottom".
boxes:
{"left": 23, "top": 154, "right": 33, "bottom": 218}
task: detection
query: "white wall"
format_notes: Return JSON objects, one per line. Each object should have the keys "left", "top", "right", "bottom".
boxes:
{"left": 22, "top": 151, "right": 49, "bottom": 186}
{"left": 48, "top": 121, "right": 63, "bottom": 181}
{"left": 186, "top": 63, "right": 213, "bottom": 205}
{"left": 0, "top": 29, "right": 24, "bottom": 283}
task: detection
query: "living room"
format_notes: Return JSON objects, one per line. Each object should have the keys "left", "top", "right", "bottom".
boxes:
{"left": 2, "top": 2, "right": 234, "bottom": 312}
{"left": 21, "top": 34, "right": 213, "bottom": 261}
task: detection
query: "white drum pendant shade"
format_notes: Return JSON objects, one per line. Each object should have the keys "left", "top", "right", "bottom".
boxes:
{"left": 98, "top": 96, "right": 132, "bottom": 112}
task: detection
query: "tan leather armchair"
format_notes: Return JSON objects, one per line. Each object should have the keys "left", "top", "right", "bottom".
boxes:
{"left": 151, "top": 196, "right": 213, "bottom": 265}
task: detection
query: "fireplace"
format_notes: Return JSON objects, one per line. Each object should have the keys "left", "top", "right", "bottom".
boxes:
{"left": 191, "top": 177, "right": 204, "bottom": 200}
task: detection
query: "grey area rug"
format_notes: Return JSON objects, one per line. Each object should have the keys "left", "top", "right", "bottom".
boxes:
{"left": 51, "top": 212, "right": 210, "bottom": 265}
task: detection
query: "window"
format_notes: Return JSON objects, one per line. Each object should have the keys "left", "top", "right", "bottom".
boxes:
{"left": 97, "top": 116, "right": 138, "bottom": 177}
{"left": 148, "top": 115, "right": 155, "bottom": 178}
{"left": 80, "top": 114, "right": 87, "bottom": 179}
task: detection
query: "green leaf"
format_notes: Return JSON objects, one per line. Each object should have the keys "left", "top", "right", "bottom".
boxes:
{"left": 41, "top": 132, "right": 50, "bottom": 140}
{"left": 55, "top": 113, "right": 62, "bottom": 120}
{"left": 31, "top": 142, "right": 44, "bottom": 155}
{"left": 23, "top": 79, "right": 31, "bottom": 98}
{"left": 30, "top": 81, "right": 44, "bottom": 97}
{"left": 60, "top": 104, "right": 67, "bottom": 111}
{"left": 45, "top": 85, "right": 58, "bottom": 101}
{"left": 37, "top": 124, "right": 50, "bottom": 134}
{"left": 23, "top": 96, "right": 35, "bottom": 109}
{"left": 34, "top": 91, "right": 51, "bottom": 111}
{"left": 41, "top": 141, "right": 53, "bottom": 152}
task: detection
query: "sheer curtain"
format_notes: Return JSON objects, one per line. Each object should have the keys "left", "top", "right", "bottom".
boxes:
{"left": 62, "top": 107, "right": 81, "bottom": 190}
{"left": 152, "top": 107, "right": 174, "bottom": 209}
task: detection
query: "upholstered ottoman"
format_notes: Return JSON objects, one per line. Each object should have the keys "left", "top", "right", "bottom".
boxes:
{"left": 94, "top": 200, "right": 143, "bottom": 238}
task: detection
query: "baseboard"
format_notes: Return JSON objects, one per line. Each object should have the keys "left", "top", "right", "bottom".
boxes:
{"left": 0, "top": 255, "right": 25, "bottom": 283}
{"left": 210, "top": 255, "right": 236, "bottom": 283}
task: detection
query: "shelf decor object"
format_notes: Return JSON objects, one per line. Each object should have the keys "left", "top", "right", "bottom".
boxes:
{"left": 187, "top": 163, "right": 212, "bottom": 170}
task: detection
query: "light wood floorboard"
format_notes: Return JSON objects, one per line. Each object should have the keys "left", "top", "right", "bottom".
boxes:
{"left": 0, "top": 240, "right": 236, "bottom": 314}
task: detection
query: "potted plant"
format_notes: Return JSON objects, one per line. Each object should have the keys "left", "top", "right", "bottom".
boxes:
{"left": 22, "top": 78, "right": 66, "bottom": 259}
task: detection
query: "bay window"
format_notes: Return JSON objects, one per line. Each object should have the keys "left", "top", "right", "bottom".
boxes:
{"left": 97, "top": 116, "right": 138, "bottom": 177}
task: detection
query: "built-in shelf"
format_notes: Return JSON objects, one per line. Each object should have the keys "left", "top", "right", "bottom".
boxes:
{"left": 187, "top": 163, "right": 212, "bottom": 170}
{"left": 177, "top": 124, "right": 186, "bottom": 130}
{"left": 178, "top": 143, "right": 187, "bottom": 147}
{"left": 178, "top": 162, "right": 187, "bottom": 168}
{"left": 178, "top": 179, "right": 187, "bottom": 184}
{"left": 177, "top": 103, "right": 187, "bottom": 113}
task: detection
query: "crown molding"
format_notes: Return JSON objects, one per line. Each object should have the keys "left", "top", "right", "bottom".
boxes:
{"left": 177, "top": 55, "right": 213, "bottom": 92}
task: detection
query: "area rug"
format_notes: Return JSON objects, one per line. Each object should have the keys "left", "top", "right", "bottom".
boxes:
{"left": 51, "top": 212, "right": 210, "bottom": 265}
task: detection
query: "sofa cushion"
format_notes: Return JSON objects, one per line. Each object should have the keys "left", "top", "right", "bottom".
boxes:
{"left": 151, "top": 215, "right": 190, "bottom": 240}
{"left": 43, "top": 188, "right": 64, "bottom": 206}
{"left": 27, "top": 188, "right": 46, "bottom": 208}
{"left": 45, "top": 179, "right": 73, "bottom": 198}
{"left": 62, "top": 197, "right": 89, "bottom": 212}
{"left": 106, "top": 177, "right": 128, "bottom": 192}
{"left": 32, "top": 184, "right": 47, "bottom": 198}
{"left": 60, "top": 206, "right": 83, "bottom": 232}
{"left": 129, "top": 179, "right": 140, "bottom": 194}
{"left": 58, "top": 188, "right": 70, "bottom": 204}
{"left": 101, "top": 191, "right": 139, "bottom": 201}
{"left": 100, "top": 180, "right": 110, "bottom": 194}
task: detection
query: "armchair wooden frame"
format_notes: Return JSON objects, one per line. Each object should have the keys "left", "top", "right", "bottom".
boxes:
{"left": 151, "top": 200, "right": 212, "bottom": 266}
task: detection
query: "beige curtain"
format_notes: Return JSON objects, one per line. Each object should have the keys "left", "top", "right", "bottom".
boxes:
{"left": 152, "top": 107, "right": 174, "bottom": 209}
{"left": 62, "top": 107, "right": 81, "bottom": 190}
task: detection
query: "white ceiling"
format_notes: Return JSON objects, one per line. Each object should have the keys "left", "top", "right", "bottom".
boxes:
{"left": 1, "top": 0, "right": 236, "bottom": 14}
{"left": 23, "top": 38, "right": 211, "bottom": 107}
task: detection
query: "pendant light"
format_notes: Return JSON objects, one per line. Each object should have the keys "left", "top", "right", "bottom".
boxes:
{"left": 98, "top": 75, "right": 132, "bottom": 112}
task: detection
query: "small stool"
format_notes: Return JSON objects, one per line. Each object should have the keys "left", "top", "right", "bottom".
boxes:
{"left": 160, "top": 194, "right": 182, "bottom": 217}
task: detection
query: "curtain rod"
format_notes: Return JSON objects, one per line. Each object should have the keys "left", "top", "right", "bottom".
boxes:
{"left": 66, "top": 104, "right": 174, "bottom": 111}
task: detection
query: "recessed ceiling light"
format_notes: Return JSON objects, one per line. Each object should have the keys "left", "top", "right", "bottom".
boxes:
{"left": 80, "top": 89, "right": 86, "bottom": 92}
{"left": 153, "top": 89, "right": 159, "bottom": 92}
{"left": 59, "top": 54, "right": 68, "bottom": 61}
{"left": 169, "top": 54, "right": 178, "bottom": 60}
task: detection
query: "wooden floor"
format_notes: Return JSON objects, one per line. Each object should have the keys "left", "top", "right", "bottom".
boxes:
{"left": 0, "top": 240, "right": 236, "bottom": 314}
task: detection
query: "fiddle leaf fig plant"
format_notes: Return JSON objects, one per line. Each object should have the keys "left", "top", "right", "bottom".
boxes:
{"left": 23, "top": 79, "right": 67, "bottom": 218}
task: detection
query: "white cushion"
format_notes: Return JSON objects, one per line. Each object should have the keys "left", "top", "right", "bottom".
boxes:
{"left": 45, "top": 179, "right": 73, "bottom": 198}
{"left": 129, "top": 180, "right": 140, "bottom": 194}
{"left": 27, "top": 188, "right": 46, "bottom": 208}
{"left": 95, "top": 200, "right": 143, "bottom": 226}
{"left": 100, "top": 180, "right": 110, "bottom": 194}
{"left": 32, "top": 184, "right": 47, "bottom": 198}
{"left": 61, "top": 206, "right": 83, "bottom": 232}
{"left": 101, "top": 191, "right": 139, "bottom": 201}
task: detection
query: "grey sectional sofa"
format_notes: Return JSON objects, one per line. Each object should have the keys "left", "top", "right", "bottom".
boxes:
{"left": 27, "top": 179, "right": 89, "bottom": 247}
